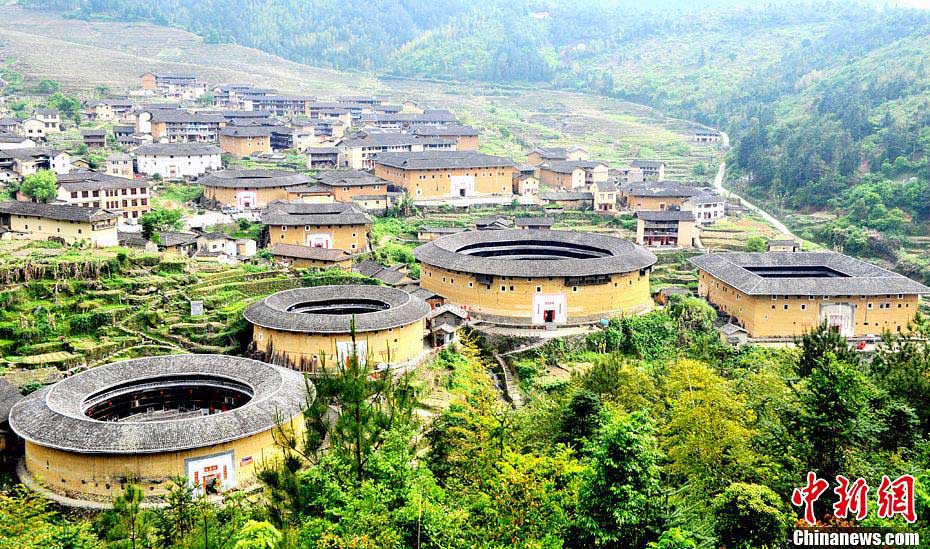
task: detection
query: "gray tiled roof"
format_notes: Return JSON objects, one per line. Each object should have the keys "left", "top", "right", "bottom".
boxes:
{"left": 530, "top": 147, "right": 568, "bottom": 158}
{"left": 541, "top": 160, "right": 607, "bottom": 174}
{"left": 270, "top": 243, "right": 350, "bottom": 261}
{"left": 261, "top": 201, "right": 371, "bottom": 226}
{"left": 340, "top": 132, "right": 453, "bottom": 148}
{"left": 412, "top": 124, "right": 479, "bottom": 137}
{"left": 622, "top": 183, "right": 709, "bottom": 198}
{"left": 364, "top": 110, "right": 456, "bottom": 124}
{"left": 135, "top": 143, "right": 222, "bottom": 156}
{"left": 158, "top": 231, "right": 198, "bottom": 247}
{"left": 0, "top": 201, "right": 118, "bottom": 222}
{"left": 220, "top": 125, "right": 272, "bottom": 137}
{"left": 316, "top": 170, "right": 387, "bottom": 188}
{"left": 0, "top": 379, "right": 23, "bottom": 423}
{"left": 150, "top": 111, "right": 225, "bottom": 124}
{"left": 374, "top": 151, "right": 515, "bottom": 170}
{"left": 686, "top": 191, "right": 724, "bottom": 205}
{"left": 0, "top": 147, "right": 63, "bottom": 161}
{"left": 428, "top": 304, "right": 468, "bottom": 320}
{"left": 0, "top": 135, "right": 32, "bottom": 143}
{"left": 541, "top": 191, "right": 593, "bottom": 201}
{"left": 287, "top": 184, "right": 332, "bottom": 195}
{"left": 421, "top": 226, "right": 468, "bottom": 234}
{"left": 514, "top": 217, "right": 555, "bottom": 227}
{"left": 593, "top": 180, "right": 619, "bottom": 192}
{"left": 414, "top": 229, "right": 656, "bottom": 278}
{"left": 630, "top": 160, "right": 665, "bottom": 168}
{"left": 201, "top": 169, "right": 310, "bottom": 189}
{"left": 689, "top": 252, "right": 930, "bottom": 296}
{"left": 244, "top": 285, "right": 429, "bottom": 334}
{"left": 58, "top": 172, "right": 150, "bottom": 192}
{"left": 406, "top": 286, "right": 440, "bottom": 301}
{"left": 352, "top": 260, "right": 410, "bottom": 285}
{"left": 636, "top": 210, "right": 695, "bottom": 221}
{"left": 9, "top": 355, "right": 311, "bottom": 453}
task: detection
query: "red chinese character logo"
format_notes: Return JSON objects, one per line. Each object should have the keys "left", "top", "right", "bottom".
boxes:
{"left": 833, "top": 475, "right": 869, "bottom": 520}
{"left": 792, "top": 471, "right": 830, "bottom": 525}
{"left": 876, "top": 475, "right": 916, "bottom": 523}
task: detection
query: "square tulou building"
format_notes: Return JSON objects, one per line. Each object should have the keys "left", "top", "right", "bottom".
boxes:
{"left": 690, "top": 252, "right": 930, "bottom": 338}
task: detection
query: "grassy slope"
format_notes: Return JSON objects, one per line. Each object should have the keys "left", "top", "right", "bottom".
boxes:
{"left": 0, "top": 5, "right": 722, "bottom": 178}
{"left": 593, "top": 23, "right": 831, "bottom": 118}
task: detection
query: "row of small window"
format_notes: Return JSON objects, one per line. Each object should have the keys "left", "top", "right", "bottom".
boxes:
{"left": 71, "top": 187, "right": 146, "bottom": 199}
{"left": 341, "top": 186, "right": 381, "bottom": 191}
{"left": 435, "top": 275, "right": 630, "bottom": 292}
{"left": 418, "top": 172, "right": 506, "bottom": 179}
{"left": 279, "top": 226, "right": 358, "bottom": 235}
{"left": 79, "top": 199, "right": 147, "bottom": 208}
{"left": 23, "top": 224, "right": 86, "bottom": 234}
{"left": 767, "top": 294, "right": 907, "bottom": 300}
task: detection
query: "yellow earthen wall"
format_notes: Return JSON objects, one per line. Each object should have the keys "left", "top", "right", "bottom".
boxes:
{"left": 8, "top": 214, "right": 117, "bottom": 247}
{"left": 219, "top": 135, "right": 271, "bottom": 157}
{"left": 204, "top": 186, "right": 290, "bottom": 209}
{"left": 625, "top": 195, "right": 689, "bottom": 211}
{"left": 374, "top": 165, "right": 514, "bottom": 199}
{"left": 697, "top": 270, "right": 920, "bottom": 337}
{"left": 24, "top": 418, "right": 302, "bottom": 501}
{"left": 252, "top": 319, "right": 425, "bottom": 369}
{"left": 268, "top": 224, "right": 370, "bottom": 253}
{"left": 419, "top": 264, "right": 652, "bottom": 321}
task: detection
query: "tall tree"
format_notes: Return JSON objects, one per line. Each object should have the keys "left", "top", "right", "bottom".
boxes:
{"left": 139, "top": 208, "right": 183, "bottom": 242}
{"left": 712, "top": 483, "right": 790, "bottom": 549}
{"left": 576, "top": 409, "right": 661, "bottom": 547}
{"left": 19, "top": 170, "right": 57, "bottom": 203}
{"left": 104, "top": 483, "right": 152, "bottom": 549}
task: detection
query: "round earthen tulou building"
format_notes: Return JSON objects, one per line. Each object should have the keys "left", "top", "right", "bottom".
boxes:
{"left": 244, "top": 285, "right": 430, "bottom": 372}
{"left": 9, "top": 354, "right": 311, "bottom": 504}
{"left": 413, "top": 229, "right": 657, "bottom": 325}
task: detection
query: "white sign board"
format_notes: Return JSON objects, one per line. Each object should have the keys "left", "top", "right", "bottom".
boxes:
{"left": 532, "top": 294, "right": 567, "bottom": 324}
{"left": 306, "top": 233, "right": 332, "bottom": 248}
{"left": 450, "top": 175, "right": 475, "bottom": 197}
{"left": 336, "top": 340, "right": 368, "bottom": 367}
{"left": 236, "top": 191, "right": 257, "bottom": 210}
{"left": 820, "top": 303, "right": 855, "bottom": 337}
{"left": 186, "top": 450, "right": 236, "bottom": 495}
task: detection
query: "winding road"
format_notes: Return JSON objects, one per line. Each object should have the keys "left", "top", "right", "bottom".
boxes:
{"left": 712, "top": 133, "right": 795, "bottom": 238}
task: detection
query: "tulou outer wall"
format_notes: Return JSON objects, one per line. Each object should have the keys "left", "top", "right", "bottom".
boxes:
{"left": 268, "top": 223, "right": 370, "bottom": 253}
{"left": 252, "top": 319, "right": 425, "bottom": 372}
{"left": 7, "top": 214, "right": 118, "bottom": 247}
{"left": 418, "top": 263, "right": 652, "bottom": 322}
{"left": 374, "top": 164, "right": 515, "bottom": 199}
{"left": 23, "top": 416, "right": 303, "bottom": 501}
{"left": 697, "top": 269, "right": 920, "bottom": 338}
{"left": 203, "top": 186, "right": 290, "bottom": 209}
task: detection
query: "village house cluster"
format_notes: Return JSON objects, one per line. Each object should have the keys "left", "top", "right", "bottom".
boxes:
{"left": 0, "top": 71, "right": 926, "bottom": 505}
{"left": 1, "top": 70, "right": 727, "bottom": 254}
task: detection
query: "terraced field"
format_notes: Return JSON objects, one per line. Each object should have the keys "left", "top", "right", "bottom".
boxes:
{"left": 0, "top": 4, "right": 722, "bottom": 178}
{"left": 0, "top": 241, "right": 301, "bottom": 382}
